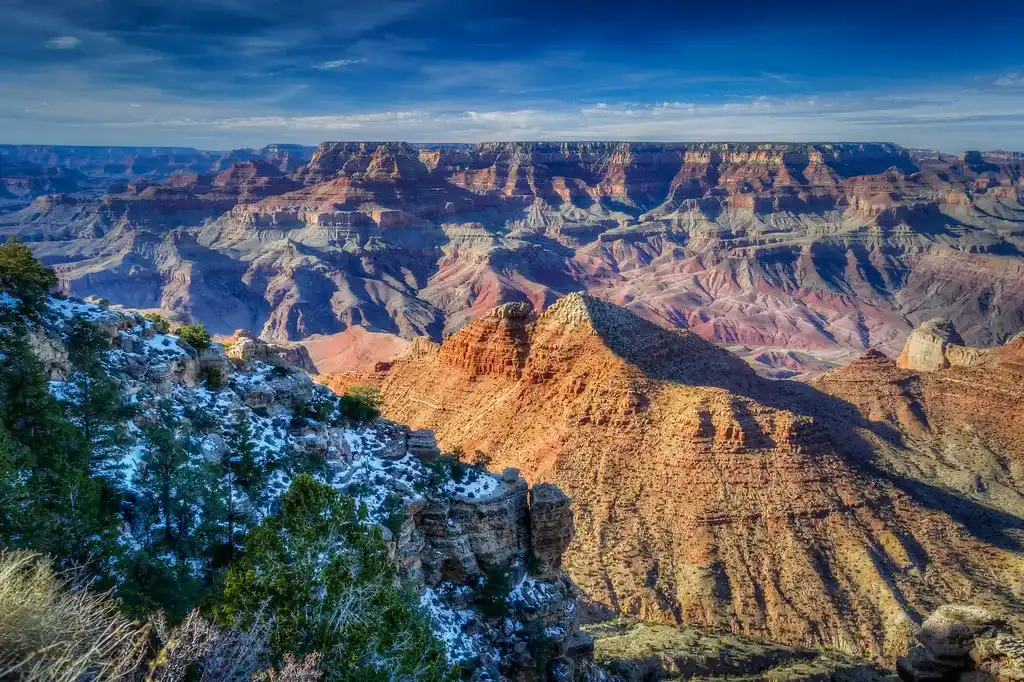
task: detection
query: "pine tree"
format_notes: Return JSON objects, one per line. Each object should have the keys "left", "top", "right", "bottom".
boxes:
{"left": 218, "top": 412, "right": 266, "bottom": 561}
{"left": 137, "top": 401, "right": 195, "bottom": 558}
{"left": 62, "top": 317, "right": 135, "bottom": 495}
{"left": 219, "top": 475, "right": 457, "bottom": 682}
{"left": 0, "top": 322, "right": 109, "bottom": 564}
{"left": 0, "top": 236, "right": 58, "bottom": 319}
{"left": 0, "top": 423, "right": 31, "bottom": 539}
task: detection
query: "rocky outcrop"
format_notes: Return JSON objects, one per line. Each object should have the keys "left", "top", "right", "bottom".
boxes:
{"left": 897, "top": 318, "right": 990, "bottom": 371}
{"left": 355, "top": 294, "right": 1024, "bottom": 663}
{"left": 222, "top": 329, "right": 316, "bottom": 373}
{"left": 386, "top": 450, "right": 596, "bottom": 679}
{"left": 529, "top": 484, "right": 574, "bottom": 579}
{"left": 898, "top": 606, "right": 1024, "bottom": 682}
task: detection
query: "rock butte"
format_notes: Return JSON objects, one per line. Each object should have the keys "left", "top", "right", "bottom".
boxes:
{"left": 2, "top": 142, "right": 1023, "bottom": 376}
{"left": 333, "top": 293, "right": 1024, "bottom": 662}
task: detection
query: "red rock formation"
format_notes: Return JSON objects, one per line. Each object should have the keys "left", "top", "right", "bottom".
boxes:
{"left": 337, "top": 294, "right": 1024, "bottom": 662}
{"left": 5, "top": 141, "right": 1024, "bottom": 361}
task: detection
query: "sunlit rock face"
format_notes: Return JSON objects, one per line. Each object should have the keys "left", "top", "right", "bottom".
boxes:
{"left": 348, "top": 293, "right": 1024, "bottom": 663}
{"left": 3, "top": 142, "right": 1023, "bottom": 377}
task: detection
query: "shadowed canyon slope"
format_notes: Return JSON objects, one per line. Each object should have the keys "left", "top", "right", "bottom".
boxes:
{"left": 348, "top": 294, "right": 1024, "bottom": 661}
{"left": 3, "top": 142, "right": 1024, "bottom": 373}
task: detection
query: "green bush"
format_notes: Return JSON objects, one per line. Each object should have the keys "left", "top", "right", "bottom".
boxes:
{"left": 202, "top": 366, "right": 226, "bottom": 391}
{"left": 0, "top": 237, "right": 57, "bottom": 318}
{"left": 310, "top": 397, "right": 335, "bottom": 422}
{"left": 471, "top": 449, "right": 493, "bottom": 470}
{"left": 446, "top": 446, "right": 467, "bottom": 481}
{"left": 143, "top": 312, "right": 170, "bottom": 334}
{"left": 380, "top": 492, "right": 406, "bottom": 539}
{"left": 336, "top": 393, "right": 380, "bottom": 424}
{"left": 177, "top": 323, "right": 211, "bottom": 350}
{"left": 270, "top": 363, "right": 293, "bottom": 378}
{"left": 218, "top": 475, "right": 456, "bottom": 682}
{"left": 347, "top": 384, "right": 382, "bottom": 408}
{"left": 476, "top": 563, "right": 513, "bottom": 619}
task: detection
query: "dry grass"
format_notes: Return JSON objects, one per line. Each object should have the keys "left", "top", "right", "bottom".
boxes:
{"left": 0, "top": 552, "right": 323, "bottom": 681}
{"left": 0, "top": 551, "right": 149, "bottom": 681}
{"left": 145, "top": 608, "right": 284, "bottom": 682}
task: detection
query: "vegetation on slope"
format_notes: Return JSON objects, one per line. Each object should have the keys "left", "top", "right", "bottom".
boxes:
{"left": 0, "top": 240, "right": 454, "bottom": 680}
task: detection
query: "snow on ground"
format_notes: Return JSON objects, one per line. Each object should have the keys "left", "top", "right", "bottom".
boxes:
{"left": 420, "top": 586, "right": 491, "bottom": 665}
{"left": 443, "top": 467, "right": 500, "bottom": 501}
{"left": 144, "top": 333, "right": 188, "bottom": 358}
{"left": 507, "top": 573, "right": 558, "bottom": 610}
{"left": 48, "top": 379, "right": 73, "bottom": 401}
{"left": 48, "top": 297, "right": 122, "bottom": 323}
{"left": 342, "top": 427, "right": 386, "bottom": 457}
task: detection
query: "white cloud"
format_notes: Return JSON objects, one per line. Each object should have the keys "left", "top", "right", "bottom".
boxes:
{"left": 995, "top": 73, "right": 1024, "bottom": 87}
{"left": 190, "top": 111, "right": 426, "bottom": 130}
{"left": 44, "top": 36, "right": 81, "bottom": 50}
{"left": 313, "top": 58, "right": 367, "bottom": 70}
{"left": 761, "top": 72, "right": 794, "bottom": 85}
{"left": 1, "top": 64, "right": 1022, "bottom": 151}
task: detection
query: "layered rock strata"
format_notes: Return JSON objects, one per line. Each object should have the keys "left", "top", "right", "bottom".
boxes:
{"left": 4, "top": 141, "right": 1024, "bottom": 377}
{"left": 348, "top": 293, "right": 1024, "bottom": 663}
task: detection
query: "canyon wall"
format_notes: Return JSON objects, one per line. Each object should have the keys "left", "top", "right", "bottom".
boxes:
{"left": 2, "top": 141, "right": 1023, "bottom": 375}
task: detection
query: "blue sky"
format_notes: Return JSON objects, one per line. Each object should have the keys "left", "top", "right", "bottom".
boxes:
{"left": 2, "top": 0, "right": 1023, "bottom": 150}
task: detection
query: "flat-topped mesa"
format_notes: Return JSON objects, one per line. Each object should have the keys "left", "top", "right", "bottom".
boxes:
{"left": 301, "top": 141, "right": 431, "bottom": 183}
{"left": 437, "top": 301, "right": 534, "bottom": 379}
{"left": 897, "top": 318, "right": 990, "bottom": 371}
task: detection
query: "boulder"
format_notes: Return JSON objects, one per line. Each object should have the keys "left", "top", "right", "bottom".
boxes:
{"left": 408, "top": 429, "right": 441, "bottom": 460}
{"left": 917, "top": 605, "right": 1006, "bottom": 661}
{"left": 898, "top": 605, "right": 1024, "bottom": 682}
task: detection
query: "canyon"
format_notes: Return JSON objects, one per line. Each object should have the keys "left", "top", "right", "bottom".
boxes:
{"left": 2, "top": 141, "right": 1023, "bottom": 376}
{"left": 331, "top": 293, "right": 1024, "bottom": 663}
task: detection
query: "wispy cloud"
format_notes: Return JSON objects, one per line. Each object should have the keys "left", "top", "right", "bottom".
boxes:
{"left": 313, "top": 58, "right": 368, "bottom": 70}
{"left": 761, "top": 72, "right": 794, "bottom": 85}
{"left": 3, "top": 0, "right": 1024, "bottom": 149}
{"left": 44, "top": 36, "right": 80, "bottom": 49}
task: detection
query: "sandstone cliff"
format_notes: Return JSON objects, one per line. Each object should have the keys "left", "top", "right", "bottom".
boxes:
{"left": 4, "top": 142, "right": 1024, "bottom": 377}
{"left": 341, "top": 294, "right": 1024, "bottom": 663}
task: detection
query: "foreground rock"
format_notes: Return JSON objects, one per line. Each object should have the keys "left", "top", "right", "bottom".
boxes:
{"left": 897, "top": 605, "right": 1024, "bottom": 682}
